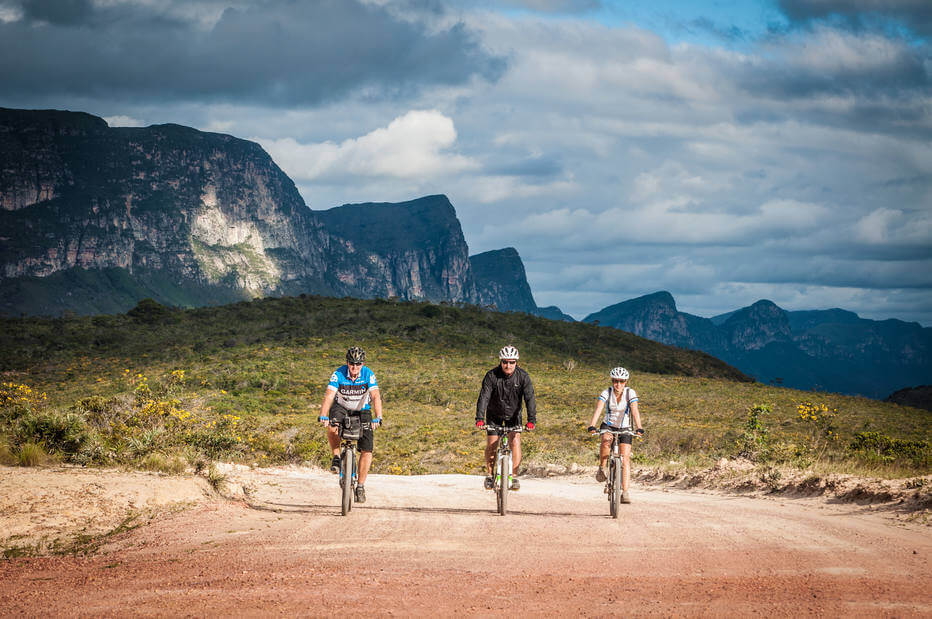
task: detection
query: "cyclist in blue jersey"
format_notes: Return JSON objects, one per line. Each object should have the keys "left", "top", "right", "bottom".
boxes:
{"left": 318, "top": 346, "right": 382, "bottom": 504}
{"left": 587, "top": 367, "right": 644, "bottom": 503}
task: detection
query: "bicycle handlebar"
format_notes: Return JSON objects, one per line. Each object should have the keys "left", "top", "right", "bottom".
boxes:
{"left": 480, "top": 424, "right": 524, "bottom": 434}
{"left": 328, "top": 419, "right": 375, "bottom": 429}
{"left": 591, "top": 428, "right": 636, "bottom": 436}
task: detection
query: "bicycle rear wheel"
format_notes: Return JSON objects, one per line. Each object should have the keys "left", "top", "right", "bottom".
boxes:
{"left": 610, "top": 457, "right": 621, "bottom": 519}
{"left": 341, "top": 447, "right": 354, "bottom": 516}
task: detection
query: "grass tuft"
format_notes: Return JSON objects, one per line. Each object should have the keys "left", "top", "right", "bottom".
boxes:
{"left": 16, "top": 442, "right": 48, "bottom": 467}
{"left": 206, "top": 464, "right": 228, "bottom": 494}
{"left": 138, "top": 452, "right": 187, "bottom": 474}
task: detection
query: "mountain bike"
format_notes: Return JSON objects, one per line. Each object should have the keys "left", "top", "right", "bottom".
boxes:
{"left": 593, "top": 427, "right": 636, "bottom": 519}
{"left": 483, "top": 424, "right": 523, "bottom": 516}
{"left": 330, "top": 415, "right": 374, "bottom": 516}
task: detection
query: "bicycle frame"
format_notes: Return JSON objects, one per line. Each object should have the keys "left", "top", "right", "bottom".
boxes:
{"left": 331, "top": 418, "right": 371, "bottom": 516}
{"left": 596, "top": 427, "right": 635, "bottom": 519}
{"left": 484, "top": 424, "right": 522, "bottom": 516}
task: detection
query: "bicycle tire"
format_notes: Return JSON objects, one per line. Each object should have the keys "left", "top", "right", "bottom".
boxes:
{"left": 497, "top": 452, "right": 509, "bottom": 516}
{"left": 611, "top": 456, "right": 622, "bottom": 519}
{"left": 341, "top": 447, "right": 353, "bottom": 516}
{"left": 607, "top": 459, "right": 615, "bottom": 517}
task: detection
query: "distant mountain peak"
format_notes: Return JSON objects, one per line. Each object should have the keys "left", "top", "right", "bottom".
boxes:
{"left": 469, "top": 247, "right": 573, "bottom": 321}
{"left": 641, "top": 290, "right": 677, "bottom": 310}
{"left": 584, "top": 290, "right": 931, "bottom": 399}
{"left": 470, "top": 247, "right": 536, "bottom": 314}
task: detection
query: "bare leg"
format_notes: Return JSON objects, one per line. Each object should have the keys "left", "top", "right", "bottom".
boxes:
{"left": 484, "top": 435, "right": 499, "bottom": 476}
{"left": 358, "top": 451, "right": 373, "bottom": 485}
{"left": 327, "top": 426, "right": 341, "bottom": 456}
{"left": 510, "top": 432, "right": 522, "bottom": 472}
{"left": 599, "top": 435, "right": 612, "bottom": 468}
{"left": 621, "top": 442, "right": 632, "bottom": 491}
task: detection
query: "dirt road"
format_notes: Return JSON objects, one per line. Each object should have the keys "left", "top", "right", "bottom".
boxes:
{"left": 2, "top": 467, "right": 929, "bottom": 616}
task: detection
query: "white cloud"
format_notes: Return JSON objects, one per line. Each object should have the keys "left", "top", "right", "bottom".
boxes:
{"left": 785, "top": 26, "right": 910, "bottom": 74}
{"left": 9, "top": 2, "right": 930, "bottom": 323}
{"left": 103, "top": 115, "right": 143, "bottom": 127}
{"left": 257, "top": 110, "right": 478, "bottom": 182}
{"left": 855, "top": 207, "right": 932, "bottom": 246}
{"left": 467, "top": 176, "right": 577, "bottom": 204}
{"left": 0, "top": 5, "right": 22, "bottom": 22}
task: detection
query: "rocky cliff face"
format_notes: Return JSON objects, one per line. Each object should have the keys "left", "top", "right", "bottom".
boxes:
{"left": 470, "top": 247, "right": 536, "bottom": 313}
{"left": 0, "top": 108, "right": 330, "bottom": 298}
{"left": 470, "top": 247, "right": 574, "bottom": 321}
{"left": 721, "top": 300, "right": 792, "bottom": 350}
{"left": 317, "top": 196, "right": 478, "bottom": 303}
{"left": 0, "top": 109, "right": 482, "bottom": 313}
{"left": 585, "top": 291, "right": 932, "bottom": 398}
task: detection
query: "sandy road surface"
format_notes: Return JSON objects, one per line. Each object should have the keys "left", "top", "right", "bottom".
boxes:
{"left": 2, "top": 467, "right": 930, "bottom": 616}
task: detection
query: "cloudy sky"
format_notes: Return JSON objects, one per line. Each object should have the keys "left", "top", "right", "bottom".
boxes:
{"left": 2, "top": 0, "right": 930, "bottom": 323}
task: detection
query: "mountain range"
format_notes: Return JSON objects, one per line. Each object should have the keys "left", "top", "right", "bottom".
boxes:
{"left": 2, "top": 107, "right": 928, "bottom": 400}
{"left": 584, "top": 291, "right": 932, "bottom": 399}
{"left": 0, "top": 107, "right": 560, "bottom": 320}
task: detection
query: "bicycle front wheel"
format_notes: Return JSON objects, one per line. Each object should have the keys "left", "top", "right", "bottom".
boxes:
{"left": 497, "top": 453, "right": 510, "bottom": 516}
{"left": 341, "top": 447, "right": 354, "bottom": 516}
{"left": 610, "top": 457, "right": 621, "bottom": 519}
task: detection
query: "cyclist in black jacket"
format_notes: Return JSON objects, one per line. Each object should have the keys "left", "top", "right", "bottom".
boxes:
{"left": 475, "top": 345, "right": 537, "bottom": 491}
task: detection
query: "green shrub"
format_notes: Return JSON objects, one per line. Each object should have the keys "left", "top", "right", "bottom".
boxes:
{"left": 15, "top": 411, "right": 88, "bottom": 456}
{"left": 72, "top": 395, "right": 122, "bottom": 430}
{"left": 127, "top": 298, "right": 175, "bottom": 324}
{"left": 0, "top": 439, "right": 15, "bottom": 465}
{"left": 737, "top": 405, "right": 771, "bottom": 461}
{"left": 848, "top": 432, "right": 930, "bottom": 467}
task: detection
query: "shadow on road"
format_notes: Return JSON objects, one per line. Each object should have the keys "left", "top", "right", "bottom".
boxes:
{"left": 250, "top": 500, "right": 603, "bottom": 519}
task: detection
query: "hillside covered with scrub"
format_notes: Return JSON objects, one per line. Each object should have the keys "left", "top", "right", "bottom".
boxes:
{"left": 0, "top": 296, "right": 928, "bottom": 478}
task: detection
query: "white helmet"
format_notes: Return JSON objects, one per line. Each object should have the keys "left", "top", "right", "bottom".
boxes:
{"left": 610, "top": 367, "right": 629, "bottom": 380}
{"left": 499, "top": 345, "right": 519, "bottom": 360}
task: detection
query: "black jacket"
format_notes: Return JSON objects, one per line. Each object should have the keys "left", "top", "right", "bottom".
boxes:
{"left": 476, "top": 365, "right": 537, "bottom": 425}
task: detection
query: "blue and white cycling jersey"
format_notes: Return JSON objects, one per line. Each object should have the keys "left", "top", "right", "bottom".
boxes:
{"left": 599, "top": 386, "right": 638, "bottom": 428}
{"left": 327, "top": 365, "right": 379, "bottom": 411}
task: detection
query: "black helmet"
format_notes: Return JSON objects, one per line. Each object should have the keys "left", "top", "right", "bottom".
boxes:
{"left": 346, "top": 346, "right": 366, "bottom": 364}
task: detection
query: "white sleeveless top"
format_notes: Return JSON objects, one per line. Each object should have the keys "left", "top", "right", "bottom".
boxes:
{"left": 598, "top": 386, "right": 638, "bottom": 429}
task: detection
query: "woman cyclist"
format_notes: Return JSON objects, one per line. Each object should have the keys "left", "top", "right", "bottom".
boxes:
{"left": 587, "top": 367, "right": 644, "bottom": 504}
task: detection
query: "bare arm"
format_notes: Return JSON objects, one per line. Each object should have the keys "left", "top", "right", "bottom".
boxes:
{"left": 631, "top": 400, "right": 642, "bottom": 430}
{"left": 370, "top": 387, "right": 382, "bottom": 422}
{"left": 589, "top": 399, "right": 605, "bottom": 429}
{"left": 319, "top": 388, "right": 336, "bottom": 425}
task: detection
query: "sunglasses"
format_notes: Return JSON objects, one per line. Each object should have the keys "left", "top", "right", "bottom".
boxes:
{"left": 348, "top": 362, "right": 363, "bottom": 366}
{"left": 501, "top": 360, "right": 517, "bottom": 365}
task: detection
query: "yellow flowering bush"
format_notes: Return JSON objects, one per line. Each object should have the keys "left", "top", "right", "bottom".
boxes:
{"left": 0, "top": 382, "right": 48, "bottom": 418}
{"left": 797, "top": 401, "right": 839, "bottom": 461}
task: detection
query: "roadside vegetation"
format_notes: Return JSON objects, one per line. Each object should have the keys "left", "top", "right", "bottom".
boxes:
{"left": 0, "top": 295, "right": 928, "bottom": 479}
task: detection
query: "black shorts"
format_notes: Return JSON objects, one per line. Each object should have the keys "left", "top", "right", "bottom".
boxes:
{"left": 486, "top": 412, "right": 521, "bottom": 436}
{"left": 330, "top": 403, "right": 374, "bottom": 453}
{"left": 599, "top": 422, "right": 633, "bottom": 445}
